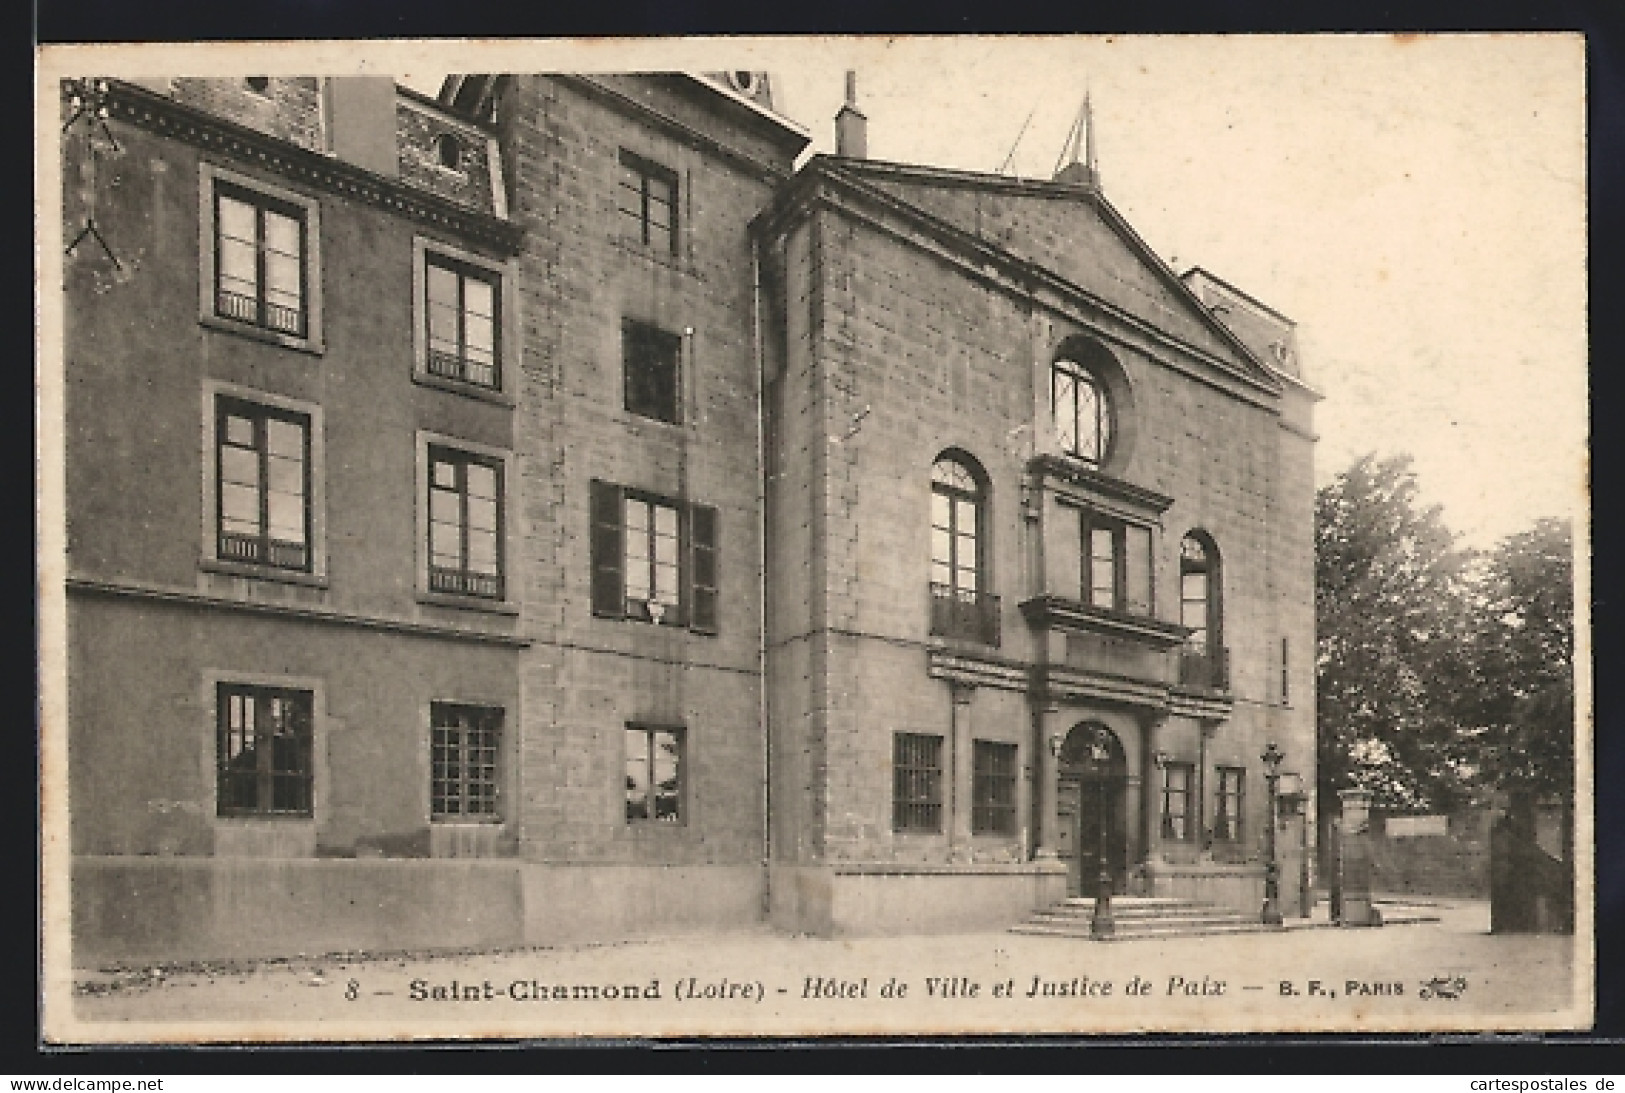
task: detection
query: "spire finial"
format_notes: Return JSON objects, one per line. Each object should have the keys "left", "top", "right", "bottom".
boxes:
{"left": 1053, "top": 86, "right": 1101, "bottom": 192}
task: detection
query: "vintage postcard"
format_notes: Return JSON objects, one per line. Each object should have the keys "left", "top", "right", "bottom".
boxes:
{"left": 36, "top": 34, "right": 1592, "bottom": 1042}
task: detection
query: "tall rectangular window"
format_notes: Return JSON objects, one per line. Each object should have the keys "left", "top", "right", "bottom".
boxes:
{"left": 1281, "top": 637, "right": 1291, "bottom": 704}
{"left": 625, "top": 726, "right": 684, "bottom": 823}
{"left": 425, "top": 256, "right": 500, "bottom": 389}
{"left": 216, "top": 397, "right": 310, "bottom": 571}
{"left": 590, "top": 480, "right": 719, "bottom": 634}
{"left": 893, "top": 732, "right": 944, "bottom": 833}
{"left": 1214, "top": 766, "right": 1245, "bottom": 843}
{"left": 217, "top": 684, "right": 313, "bottom": 817}
{"left": 214, "top": 183, "right": 307, "bottom": 337}
{"left": 428, "top": 447, "right": 504, "bottom": 599}
{"left": 431, "top": 703, "right": 502, "bottom": 821}
{"left": 617, "top": 150, "right": 679, "bottom": 255}
{"left": 623, "top": 320, "right": 681, "bottom": 424}
{"left": 1160, "top": 761, "right": 1194, "bottom": 842}
{"left": 972, "top": 740, "right": 1018, "bottom": 836}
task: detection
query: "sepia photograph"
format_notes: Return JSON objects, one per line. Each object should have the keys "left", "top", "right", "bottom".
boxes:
{"left": 36, "top": 33, "right": 1590, "bottom": 1042}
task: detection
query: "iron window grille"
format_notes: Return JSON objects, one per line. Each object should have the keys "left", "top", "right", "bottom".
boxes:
{"left": 425, "top": 255, "right": 500, "bottom": 388}
{"left": 216, "top": 397, "right": 311, "bottom": 571}
{"left": 972, "top": 740, "right": 1018, "bottom": 836}
{"left": 625, "top": 726, "right": 684, "bottom": 823}
{"left": 893, "top": 732, "right": 944, "bottom": 833}
{"left": 1213, "top": 766, "right": 1245, "bottom": 843}
{"left": 430, "top": 703, "right": 502, "bottom": 822}
{"left": 623, "top": 319, "right": 682, "bottom": 424}
{"left": 213, "top": 181, "right": 307, "bottom": 337}
{"left": 617, "top": 150, "right": 679, "bottom": 256}
{"left": 1052, "top": 357, "right": 1111, "bottom": 465}
{"left": 216, "top": 683, "right": 313, "bottom": 817}
{"left": 428, "top": 446, "right": 504, "bottom": 599}
{"left": 929, "top": 454, "right": 1000, "bottom": 644}
{"left": 1160, "top": 761, "right": 1194, "bottom": 841}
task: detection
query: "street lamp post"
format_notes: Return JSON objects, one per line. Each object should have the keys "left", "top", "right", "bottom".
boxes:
{"left": 1089, "top": 739, "right": 1115, "bottom": 938}
{"left": 1261, "top": 741, "right": 1284, "bottom": 926}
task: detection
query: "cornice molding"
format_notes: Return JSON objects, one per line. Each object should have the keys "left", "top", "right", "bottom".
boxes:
{"left": 101, "top": 80, "right": 525, "bottom": 255}
{"left": 1019, "top": 595, "right": 1190, "bottom": 649}
{"left": 926, "top": 648, "right": 1031, "bottom": 693}
{"left": 1034, "top": 663, "right": 1171, "bottom": 712}
{"left": 66, "top": 574, "right": 531, "bottom": 648}
{"left": 1028, "top": 455, "right": 1176, "bottom": 515}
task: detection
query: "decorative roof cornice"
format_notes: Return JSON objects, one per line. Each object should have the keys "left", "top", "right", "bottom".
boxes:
{"left": 101, "top": 80, "right": 525, "bottom": 255}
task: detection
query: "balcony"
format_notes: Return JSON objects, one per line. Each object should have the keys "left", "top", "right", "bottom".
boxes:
{"left": 1178, "top": 646, "right": 1230, "bottom": 692}
{"left": 929, "top": 583, "right": 1001, "bottom": 647}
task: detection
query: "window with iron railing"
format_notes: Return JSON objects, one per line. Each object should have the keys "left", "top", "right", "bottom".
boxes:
{"left": 893, "top": 732, "right": 944, "bottom": 833}
{"left": 428, "top": 447, "right": 504, "bottom": 599}
{"left": 929, "top": 452, "right": 997, "bottom": 644}
{"left": 216, "top": 397, "right": 311, "bottom": 572}
{"left": 425, "top": 256, "right": 500, "bottom": 389}
{"left": 214, "top": 183, "right": 307, "bottom": 338}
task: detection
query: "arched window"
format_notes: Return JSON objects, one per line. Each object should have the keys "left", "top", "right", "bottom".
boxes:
{"left": 1052, "top": 357, "right": 1112, "bottom": 465}
{"left": 930, "top": 452, "right": 998, "bottom": 645}
{"left": 1179, "top": 532, "right": 1227, "bottom": 689}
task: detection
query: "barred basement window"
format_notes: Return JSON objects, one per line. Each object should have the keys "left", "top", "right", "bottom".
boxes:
{"left": 214, "top": 181, "right": 307, "bottom": 337}
{"left": 216, "top": 397, "right": 311, "bottom": 571}
{"left": 1160, "top": 761, "right": 1194, "bottom": 842}
{"left": 425, "top": 256, "right": 500, "bottom": 388}
{"left": 217, "top": 683, "right": 313, "bottom": 817}
{"left": 1214, "top": 766, "right": 1245, "bottom": 843}
{"left": 431, "top": 703, "right": 502, "bottom": 821}
{"left": 428, "top": 447, "right": 504, "bottom": 599}
{"left": 625, "top": 726, "right": 684, "bottom": 823}
{"left": 893, "top": 732, "right": 944, "bottom": 833}
{"left": 971, "top": 740, "right": 1018, "bottom": 836}
{"left": 617, "top": 150, "right": 679, "bottom": 256}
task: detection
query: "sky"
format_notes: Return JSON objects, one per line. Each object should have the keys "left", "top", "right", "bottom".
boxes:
{"left": 394, "top": 35, "right": 1582, "bottom": 549}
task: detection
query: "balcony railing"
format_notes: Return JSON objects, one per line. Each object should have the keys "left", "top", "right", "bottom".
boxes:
{"left": 1178, "top": 645, "right": 1231, "bottom": 691}
{"left": 929, "top": 583, "right": 1001, "bottom": 647}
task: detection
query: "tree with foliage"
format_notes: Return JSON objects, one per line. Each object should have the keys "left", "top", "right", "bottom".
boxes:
{"left": 1315, "top": 454, "right": 1479, "bottom": 813}
{"left": 1463, "top": 518, "right": 1575, "bottom": 807}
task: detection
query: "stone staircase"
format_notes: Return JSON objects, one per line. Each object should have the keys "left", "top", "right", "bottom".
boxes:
{"left": 1011, "top": 895, "right": 1280, "bottom": 940}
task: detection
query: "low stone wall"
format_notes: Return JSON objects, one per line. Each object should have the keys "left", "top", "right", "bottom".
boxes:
{"left": 72, "top": 857, "right": 765, "bottom": 966}
{"left": 769, "top": 862, "right": 1066, "bottom": 936}
{"left": 1368, "top": 812, "right": 1491, "bottom": 899}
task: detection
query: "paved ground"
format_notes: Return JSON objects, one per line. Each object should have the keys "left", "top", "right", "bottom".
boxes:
{"left": 56, "top": 898, "right": 1586, "bottom": 1042}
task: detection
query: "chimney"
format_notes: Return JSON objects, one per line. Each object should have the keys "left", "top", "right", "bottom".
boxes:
{"left": 835, "top": 71, "right": 867, "bottom": 159}
{"left": 324, "top": 76, "right": 400, "bottom": 177}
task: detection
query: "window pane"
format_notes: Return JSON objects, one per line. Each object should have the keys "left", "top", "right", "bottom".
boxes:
{"left": 930, "top": 491, "right": 951, "bottom": 529}
{"left": 464, "top": 277, "right": 494, "bottom": 318}
{"left": 430, "top": 487, "right": 459, "bottom": 525}
{"left": 265, "top": 419, "right": 303, "bottom": 460}
{"left": 467, "top": 530, "right": 498, "bottom": 573}
{"left": 1077, "top": 382, "right": 1101, "bottom": 459}
{"left": 263, "top": 210, "right": 300, "bottom": 256}
{"left": 652, "top": 731, "right": 680, "bottom": 821}
{"left": 653, "top": 528, "right": 678, "bottom": 566}
{"left": 464, "top": 314, "right": 495, "bottom": 354}
{"left": 220, "top": 484, "right": 259, "bottom": 533}
{"left": 625, "top": 499, "right": 648, "bottom": 533}
{"left": 931, "top": 560, "right": 952, "bottom": 587}
{"left": 466, "top": 463, "right": 496, "bottom": 500}
{"left": 467, "top": 496, "right": 497, "bottom": 533}
{"left": 218, "top": 238, "right": 256, "bottom": 293}
{"left": 653, "top": 562, "right": 680, "bottom": 605}
{"left": 430, "top": 521, "right": 461, "bottom": 566}
{"left": 1125, "top": 525, "right": 1152, "bottom": 615}
{"left": 219, "top": 196, "right": 255, "bottom": 242}
{"left": 428, "top": 264, "right": 459, "bottom": 305}
{"left": 1053, "top": 370, "right": 1076, "bottom": 450}
{"left": 266, "top": 492, "right": 304, "bottom": 540}
{"left": 428, "top": 300, "right": 459, "bottom": 350}
{"left": 220, "top": 444, "right": 258, "bottom": 488}
{"left": 266, "top": 452, "right": 303, "bottom": 497}
{"left": 955, "top": 497, "right": 976, "bottom": 532}
{"left": 930, "top": 527, "right": 952, "bottom": 567}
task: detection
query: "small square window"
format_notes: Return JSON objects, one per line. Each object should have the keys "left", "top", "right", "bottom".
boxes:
{"left": 626, "top": 726, "right": 684, "bottom": 823}
{"left": 431, "top": 703, "right": 503, "bottom": 822}
{"left": 623, "top": 320, "right": 681, "bottom": 424}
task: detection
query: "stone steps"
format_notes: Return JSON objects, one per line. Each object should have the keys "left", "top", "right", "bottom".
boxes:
{"left": 1012, "top": 896, "right": 1279, "bottom": 940}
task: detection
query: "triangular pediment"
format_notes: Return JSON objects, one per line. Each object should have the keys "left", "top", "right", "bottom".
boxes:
{"left": 822, "top": 158, "right": 1279, "bottom": 389}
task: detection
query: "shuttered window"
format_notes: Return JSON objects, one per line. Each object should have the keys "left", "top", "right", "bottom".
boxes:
{"left": 589, "top": 479, "right": 719, "bottom": 634}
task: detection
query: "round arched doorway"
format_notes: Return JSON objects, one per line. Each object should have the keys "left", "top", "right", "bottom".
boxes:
{"left": 1057, "top": 722, "right": 1129, "bottom": 897}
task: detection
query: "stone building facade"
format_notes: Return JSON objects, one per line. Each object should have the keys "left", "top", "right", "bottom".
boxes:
{"left": 58, "top": 71, "right": 1316, "bottom": 960}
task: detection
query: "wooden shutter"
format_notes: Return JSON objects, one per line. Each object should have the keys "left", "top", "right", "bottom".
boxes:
{"left": 589, "top": 479, "right": 624, "bottom": 618}
{"left": 689, "top": 502, "right": 719, "bottom": 635}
